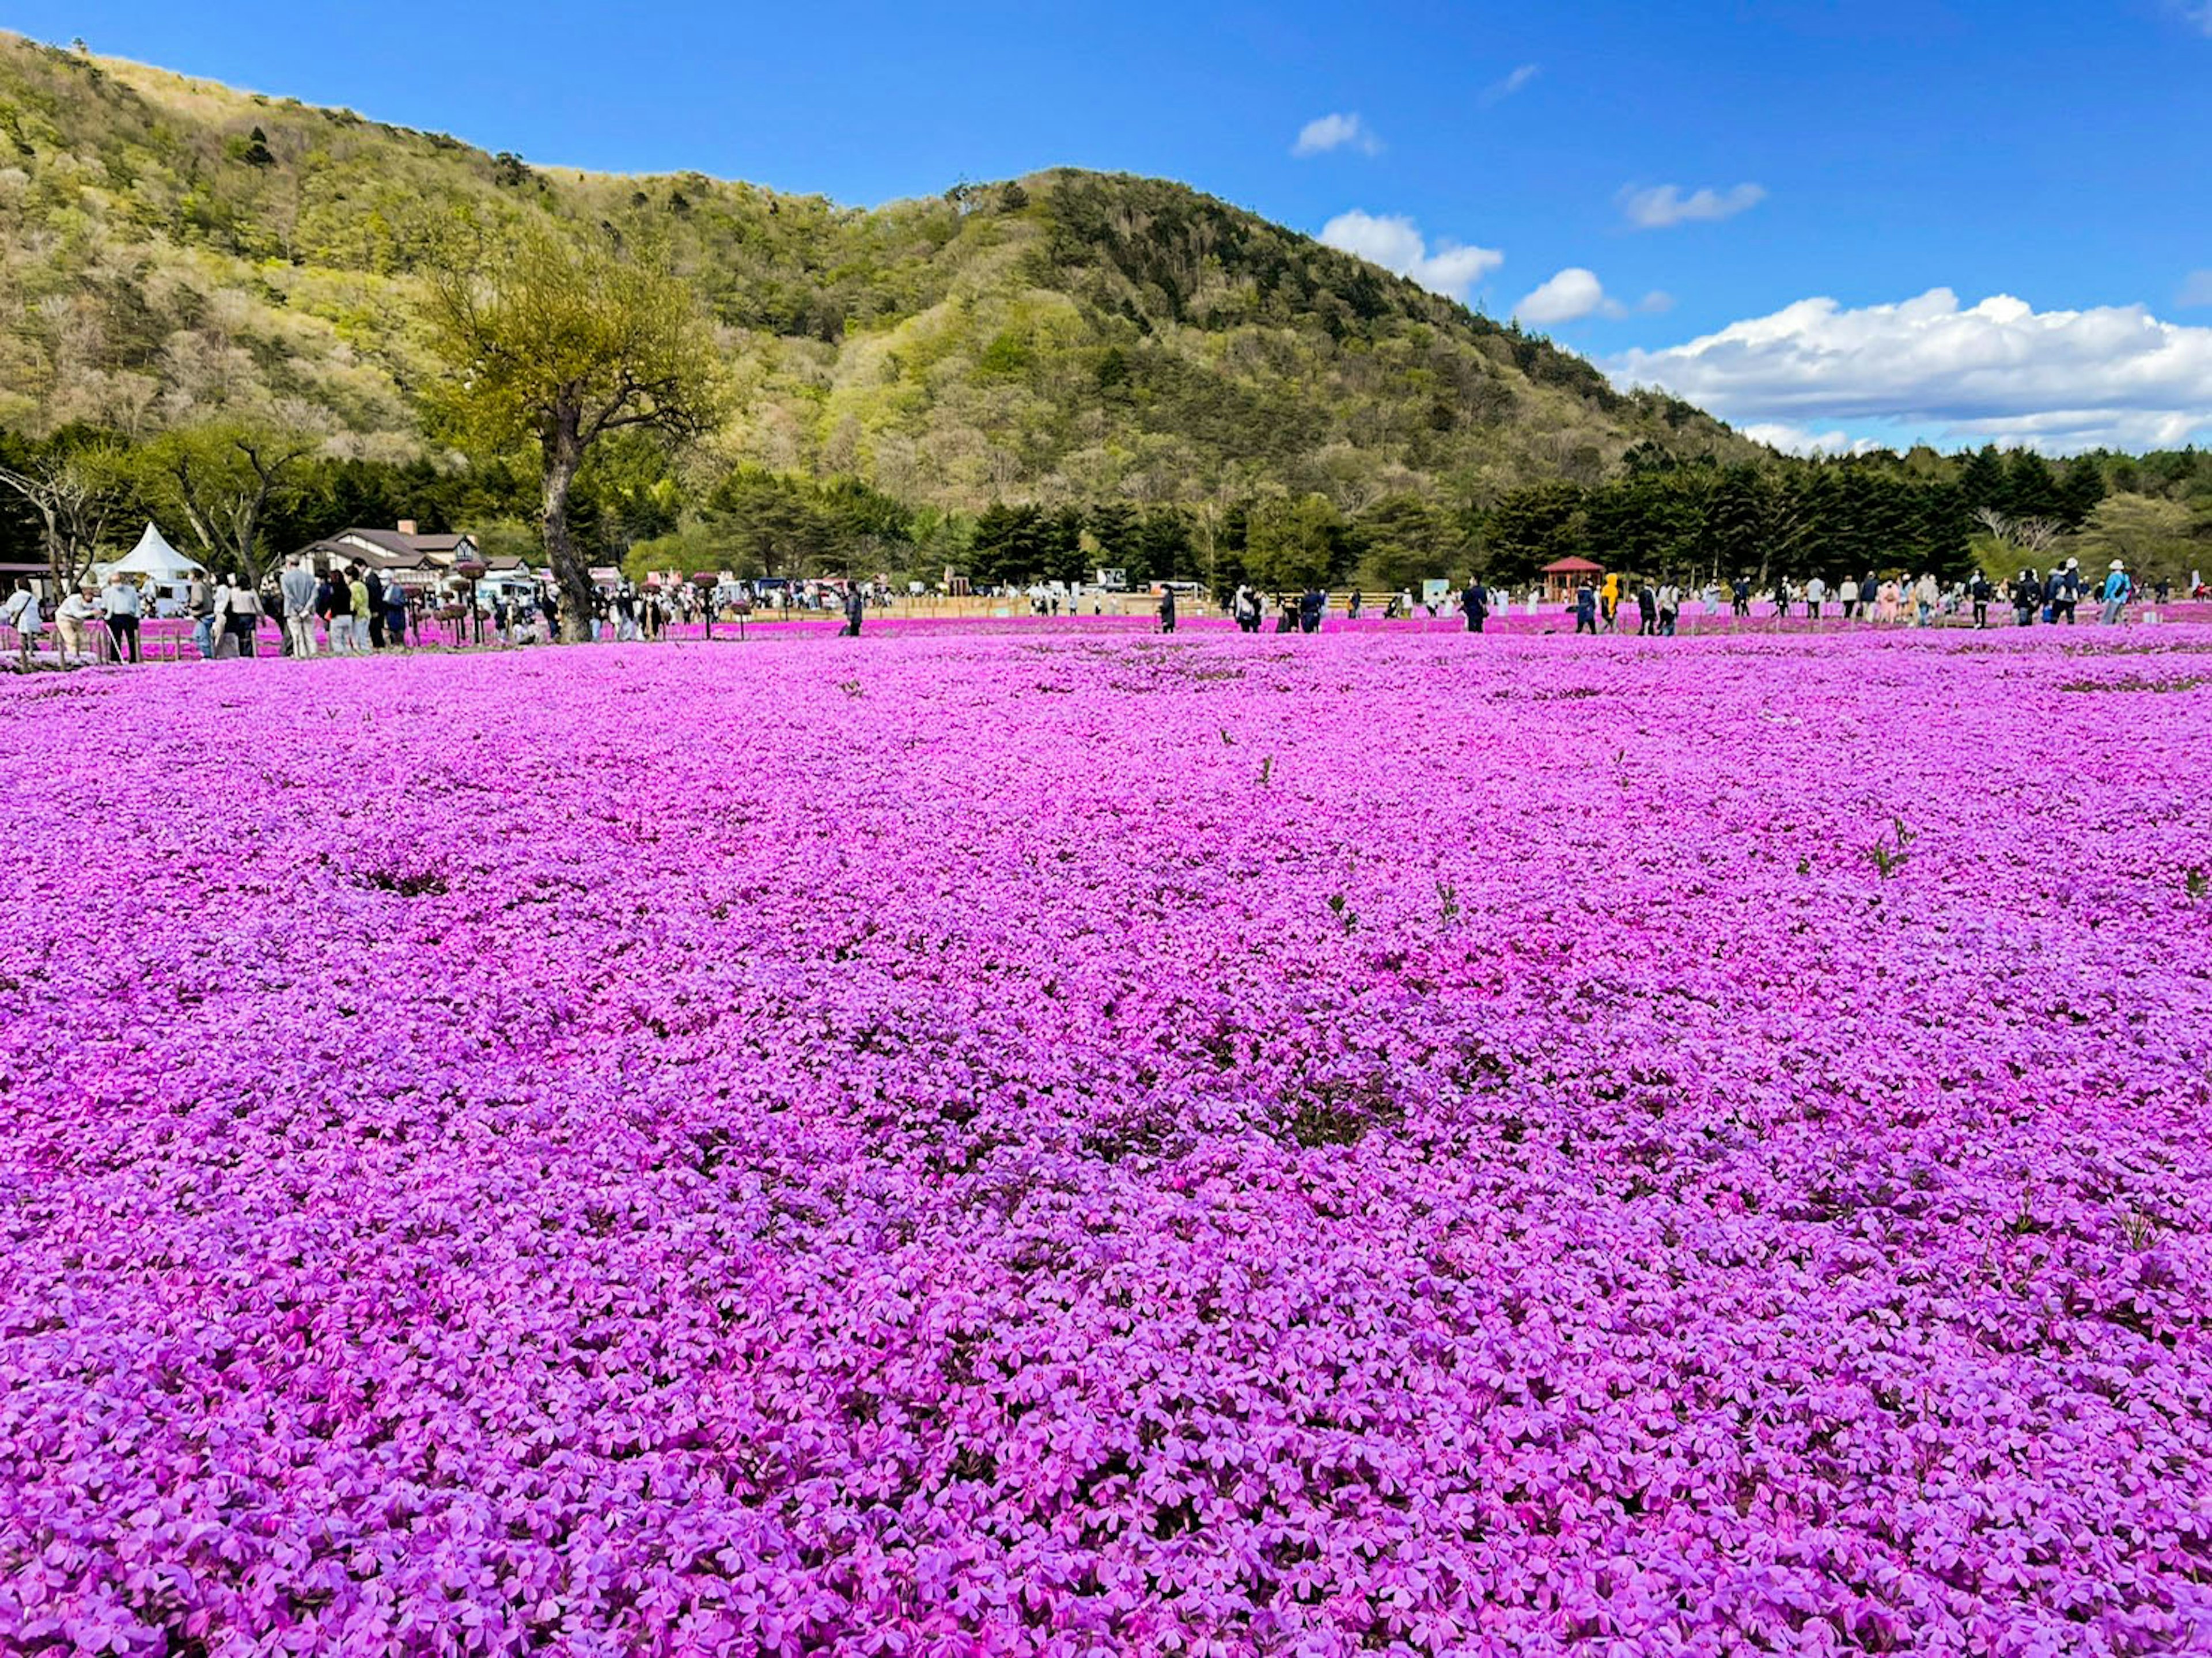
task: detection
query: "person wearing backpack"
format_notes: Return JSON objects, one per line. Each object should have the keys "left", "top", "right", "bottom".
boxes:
{"left": 2046, "top": 561, "right": 2080, "bottom": 625}
{"left": 2099, "top": 561, "right": 2131, "bottom": 626}
{"left": 1968, "top": 571, "right": 1995, "bottom": 629}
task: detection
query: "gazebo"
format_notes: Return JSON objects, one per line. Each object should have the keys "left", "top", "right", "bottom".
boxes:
{"left": 1540, "top": 556, "right": 1605, "bottom": 604}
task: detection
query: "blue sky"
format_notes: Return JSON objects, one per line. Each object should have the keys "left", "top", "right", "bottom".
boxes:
{"left": 14, "top": 0, "right": 2212, "bottom": 452}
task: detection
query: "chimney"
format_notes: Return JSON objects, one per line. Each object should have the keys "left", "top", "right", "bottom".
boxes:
{"left": 397, "top": 519, "right": 418, "bottom": 537}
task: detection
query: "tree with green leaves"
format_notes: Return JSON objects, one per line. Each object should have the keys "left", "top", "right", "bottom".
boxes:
{"left": 138, "top": 421, "right": 319, "bottom": 585}
{"left": 423, "top": 225, "right": 724, "bottom": 640}
{"left": 1243, "top": 494, "right": 1349, "bottom": 592}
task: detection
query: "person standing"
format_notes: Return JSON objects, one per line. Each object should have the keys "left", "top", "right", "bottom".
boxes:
{"left": 342, "top": 568, "right": 369, "bottom": 654}
{"left": 317, "top": 564, "right": 353, "bottom": 654}
{"left": 363, "top": 569, "right": 388, "bottom": 649}
{"left": 1968, "top": 570, "right": 1994, "bottom": 629}
{"left": 1600, "top": 571, "right": 1622, "bottom": 632}
{"left": 2013, "top": 568, "right": 2039, "bottom": 627}
{"left": 1805, "top": 574, "right": 1827, "bottom": 623}
{"left": 842, "top": 582, "right": 865, "bottom": 637}
{"left": 222, "top": 575, "right": 263, "bottom": 657}
{"left": 1346, "top": 589, "right": 1363, "bottom": 622}
{"left": 1658, "top": 579, "right": 1680, "bottom": 636}
{"left": 1460, "top": 578, "right": 1488, "bottom": 633}
{"left": 1158, "top": 585, "right": 1177, "bottom": 634}
{"left": 1298, "top": 587, "right": 1324, "bottom": 635}
{"left": 3, "top": 579, "right": 44, "bottom": 665}
{"left": 2099, "top": 561, "right": 2131, "bottom": 625}
{"left": 1729, "top": 575, "right": 1751, "bottom": 620}
{"left": 1232, "top": 583, "right": 1258, "bottom": 633}
{"left": 100, "top": 573, "right": 142, "bottom": 663}
{"left": 1838, "top": 575, "right": 1859, "bottom": 620}
{"left": 280, "top": 558, "right": 319, "bottom": 658}
{"left": 1634, "top": 580, "right": 1658, "bottom": 636}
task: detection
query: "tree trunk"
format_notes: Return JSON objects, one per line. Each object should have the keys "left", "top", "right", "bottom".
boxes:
{"left": 541, "top": 410, "right": 594, "bottom": 644}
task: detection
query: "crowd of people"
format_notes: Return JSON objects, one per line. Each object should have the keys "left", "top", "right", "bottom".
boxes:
{"left": 3, "top": 553, "right": 2192, "bottom": 668}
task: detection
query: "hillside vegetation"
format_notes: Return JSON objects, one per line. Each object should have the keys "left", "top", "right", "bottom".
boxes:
{"left": 0, "top": 32, "right": 1737, "bottom": 506}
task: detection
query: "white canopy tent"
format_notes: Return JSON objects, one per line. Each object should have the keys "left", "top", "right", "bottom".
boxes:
{"left": 99, "top": 523, "right": 208, "bottom": 585}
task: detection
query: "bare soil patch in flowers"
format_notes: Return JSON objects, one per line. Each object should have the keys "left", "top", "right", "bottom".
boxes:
{"left": 3, "top": 628, "right": 2210, "bottom": 1656}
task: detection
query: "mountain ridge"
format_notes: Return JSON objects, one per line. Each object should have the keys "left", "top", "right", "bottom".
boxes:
{"left": 0, "top": 29, "right": 1752, "bottom": 515}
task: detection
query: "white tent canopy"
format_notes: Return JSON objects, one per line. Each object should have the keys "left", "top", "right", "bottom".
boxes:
{"left": 101, "top": 523, "right": 207, "bottom": 583}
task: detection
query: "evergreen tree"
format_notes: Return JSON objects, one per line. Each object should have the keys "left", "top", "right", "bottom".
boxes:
{"left": 1957, "top": 446, "right": 2008, "bottom": 515}
{"left": 2003, "top": 450, "right": 2063, "bottom": 523}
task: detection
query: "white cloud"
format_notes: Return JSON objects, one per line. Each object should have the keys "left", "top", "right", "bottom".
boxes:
{"left": 1610, "top": 288, "right": 2212, "bottom": 453}
{"left": 1514, "top": 268, "right": 1625, "bottom": 325}
{"left": 1293, "top": 113, "right": 1382, "bottom": 158}
{"left": 1637, "top": 291, "right": 1676, "bottom": 315}
{"left": 1319, "top": 211, "right": 1502, "bottom": 300}
{"left": 1619, "top": 183, "right": 1766, "bottom": 230}
{"left": 1482, "top": 63, "right": 1540, "bottom": 104}
{"left": 1741, "top": 422, "right": 1885, "bottom": 457}
{"left": 2180, "top": 270, "right": 2212, "bottom": 308}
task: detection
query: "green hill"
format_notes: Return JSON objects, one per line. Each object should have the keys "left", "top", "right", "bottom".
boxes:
{"left": 0, "top": 31, "right": 1748, "bottom": 513}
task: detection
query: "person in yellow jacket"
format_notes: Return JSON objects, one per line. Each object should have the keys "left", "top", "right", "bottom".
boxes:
{"left": 1600, "top": 571, "right": 1622, "bottom": 632}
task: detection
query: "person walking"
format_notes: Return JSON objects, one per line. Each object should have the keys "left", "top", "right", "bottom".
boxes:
{"left": 1874, "top": 578, "right": 1901, "bottom": 625}
{"left": 280, "top": 557, "right": 319, "bottom": 658}
{"left": 1298, "top": 587, "right": 1324, "bottom": 635}
{"left": 1346, "top": 589, "right": 1363, "bottom": 622}
{"left": 1460, "top": 578, "right": 1488, "bottom": 633}
{"left": 100, "top": 572, "right": 143, "bottom": 663}
{"left": 1633, "top": 580, "right": 1657, "bottom": 636}
{"left": 1658, "top": 579, "right": 1681, "bottom": 636}
{"left": 2054, "top": 559, "right": 2083, "bottom": 625}
{"left": 1600, "top": 571, "right": 1622, "bottom": 632}
{"left": 842, "top": 582, "right": 865, "bottom": 637}
{"left": 1805, "top": 575, "right": 1827, "bottom": 623}
{"left": 1232, "top": 583, "right": 1258, "bottom": 633}
{"left": 1838, "top": 575, "right": 1859, "bottom": 620}
{"left": 1574, "top": 578, "right": 1598, "bottom": 635}
{"left": 2099, "top": 560, "right": 2131, "bottom": 625}
{"left": 1158, "top": 585, "right": 1177, "bottom": 633}
{"left": 1912, "top": 572, "right": 1939, "bottom": 626}
{"left": 55, "top": 583, "right": 100, "bottom": 665}
{"left": 2013, "top": 568, "right": 2039, "bottom": 627}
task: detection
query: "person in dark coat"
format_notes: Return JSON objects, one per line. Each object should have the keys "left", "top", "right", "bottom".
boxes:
{"left": 842, "top": 583, "right": 865, "bottom": 637}
{"left": 1574, "top": 579, "right": 1599, "bottom": 635}
{"left": 365, "top": 568, "right": 388, "bottom": 649}
{"left": 1298, "top": 587, "right": 1324, "bottom": 634}
{"left": 1158, "top": 586, "right": 1177, "bottom": 633}
{"left": 1635, "top": 582, "right": 1659, "bottom": 636}
{"left": 1729, "top": 576, "right": 1751, "bottom": 619}
{"left": 1968, "top": 571, "right": 1994, "bottom": 629}
{"left": 1460, "top": 580, "right": 1488, "bottom": 633}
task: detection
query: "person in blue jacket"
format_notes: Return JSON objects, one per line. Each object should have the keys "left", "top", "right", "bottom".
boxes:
{"left": 2099, "top": 561, "right": 2131, "bottom": 626}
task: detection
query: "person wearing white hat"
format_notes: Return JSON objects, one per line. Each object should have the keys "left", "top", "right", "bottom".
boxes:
{"left": 2099, "top": 560, "right": 2132, "bottom": 627}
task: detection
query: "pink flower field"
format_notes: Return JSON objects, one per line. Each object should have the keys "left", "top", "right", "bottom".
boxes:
{"left": 3, "top": 628, "right": 2210, "bottom": 1657}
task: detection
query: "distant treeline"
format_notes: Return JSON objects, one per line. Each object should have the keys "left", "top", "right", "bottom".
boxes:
{"left": 4, "top": 422, "right": 2206, "bottom": 596}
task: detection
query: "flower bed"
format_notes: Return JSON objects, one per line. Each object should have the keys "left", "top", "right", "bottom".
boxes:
{"left": 2, "top": 629, "right": 2209, "bottom": 1655}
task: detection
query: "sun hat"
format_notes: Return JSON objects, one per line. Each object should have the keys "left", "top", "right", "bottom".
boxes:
{"left": 2109, "top": 560, "right": 2124, "bottom": 570}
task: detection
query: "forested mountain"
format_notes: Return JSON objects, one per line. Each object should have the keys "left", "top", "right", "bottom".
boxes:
{"left": 0, "top": 32, "right": 1735, "bottom": 500}
{"left": 2, "top": 31, "right": 2206, "bottom": 595}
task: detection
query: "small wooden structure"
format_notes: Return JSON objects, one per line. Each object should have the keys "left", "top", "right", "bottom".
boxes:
{"left": 1541, "top": 556, "right": 1605, "bottom": 604}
